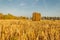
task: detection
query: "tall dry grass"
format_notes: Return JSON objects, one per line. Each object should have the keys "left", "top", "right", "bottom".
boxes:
{"left": 0, "top": 19, "right": 60, "bottom": 40}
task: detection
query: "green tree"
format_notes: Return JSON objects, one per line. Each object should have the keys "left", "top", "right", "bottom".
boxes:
{"left": 0, "top": 13, "right": 4, "bottom": 19}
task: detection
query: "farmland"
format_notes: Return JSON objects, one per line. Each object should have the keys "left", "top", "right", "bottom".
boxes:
{"left": 0, "top": 19, "right": 60, "bottom": 40}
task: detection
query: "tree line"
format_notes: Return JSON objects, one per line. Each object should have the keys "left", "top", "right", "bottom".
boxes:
{"left": 0, "top": 13, "right": 29, "bottom": 19}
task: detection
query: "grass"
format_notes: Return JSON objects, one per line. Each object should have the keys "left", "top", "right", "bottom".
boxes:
{"left": 0, "top": 19, "right": 60, "bottom": 40}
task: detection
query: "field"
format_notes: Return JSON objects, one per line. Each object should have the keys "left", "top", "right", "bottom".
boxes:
{"left": 0, "top": 19, "right": 60, "bottom": 40}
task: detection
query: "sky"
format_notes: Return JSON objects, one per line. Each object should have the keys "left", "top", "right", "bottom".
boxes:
{"left": 0, "top": 0, "right": 60, "bottom": 17}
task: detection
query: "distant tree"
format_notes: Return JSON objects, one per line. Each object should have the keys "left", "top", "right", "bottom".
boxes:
{"left": 18, "top": 16, "right": 29, "bottom": 19}
{"left": 3, "top": 13, "right": 17, "bottom": 19}
{"left": 0, "top": 13, "right": 29, "bottom": 20}
{"left": 0, "top": 13, "right": 4, "bottom": 19}
{"left": 7, "top": 13, "right": 18, "bottom": 19}
{"left": 3, "top": 15, "right": 8, "bottom": 19}
{"left": 7, "top": 13, "right": 14, "bottom": 19}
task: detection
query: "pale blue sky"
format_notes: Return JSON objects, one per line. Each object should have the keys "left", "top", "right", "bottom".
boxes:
{"left": 0, "top": 0, "right": 60, "bottom": 17}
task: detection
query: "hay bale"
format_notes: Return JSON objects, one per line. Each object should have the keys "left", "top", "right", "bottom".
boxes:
{"left": 32, "top": 12, "right": 41, "bottom": 21}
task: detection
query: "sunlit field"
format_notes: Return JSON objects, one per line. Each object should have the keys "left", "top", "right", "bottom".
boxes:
{"left": 0, "top": 19, "right": 60, "bottom": 40}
